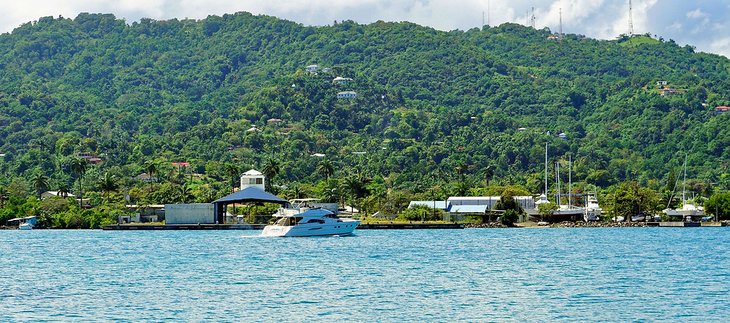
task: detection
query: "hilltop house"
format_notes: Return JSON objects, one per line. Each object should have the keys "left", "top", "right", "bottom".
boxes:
{"left": 337, "top": 91, "right": 357, "bottom": 99}
{"left": 306, "top": 64, "right": 319, "bottom": 73}
{"left": 333, "top": 77, "right": 353, "bottom": 85}
{"left": 659, "top": 87, "right": 678, "bottom": 96}
{"left": 78, "top": 152, "right": 102, "bottom": 165}
{"left": 41, "top": 191, "right": 75, "bottom": 200}
{"left": 715, "top": 106, "right": 730, "bottom": 114}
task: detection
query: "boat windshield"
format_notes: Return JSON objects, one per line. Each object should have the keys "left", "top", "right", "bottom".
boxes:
{"left": 274, "top": 217, "right": 303, "bottom": 226}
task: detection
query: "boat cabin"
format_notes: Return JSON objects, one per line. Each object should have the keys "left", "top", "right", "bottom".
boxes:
{"left": 275, "top": 216, "right": 304, "bottom": 226}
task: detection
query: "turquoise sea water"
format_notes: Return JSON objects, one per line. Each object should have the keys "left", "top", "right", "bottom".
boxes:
{"left": 1, "top": 228, "right": 729, "bottom": 321}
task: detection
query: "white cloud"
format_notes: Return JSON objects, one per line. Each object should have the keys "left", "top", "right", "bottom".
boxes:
{"left": 709, "top": 37, "right": 730, "bottom": 59}
{"left": 667, "top": 22, "right": 682, "bottom": 32}
{"left": 0, "top": 0, "right": 729, "bottom": 58}
{"left": 686, "top": 8, "right": 708, "bottom": 19}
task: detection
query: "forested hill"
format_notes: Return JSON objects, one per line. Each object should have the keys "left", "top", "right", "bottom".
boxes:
{"left": 1, "top": 12, "right": 729, "bottom": 195}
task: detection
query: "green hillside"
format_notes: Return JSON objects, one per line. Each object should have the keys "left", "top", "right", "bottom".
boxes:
{"left": 1, "top": 12, "right": 729, "bottom": 226}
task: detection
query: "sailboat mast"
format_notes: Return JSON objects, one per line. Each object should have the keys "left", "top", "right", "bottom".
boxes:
{"left": 569, "top": 155, "right": 572, "bottom": 207}
{"left": 544, "top": 142, "right": 547, "bottom": 198}
{"left": 556, "top": 161, "right": 561, "bottom": 205}
{"left": 682, "top": 154, "right": 687, "bottom": 205}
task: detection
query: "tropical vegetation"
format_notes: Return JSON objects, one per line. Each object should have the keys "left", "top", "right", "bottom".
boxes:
{"left": 1, "top": 12, "right": 730, "bottom": 227}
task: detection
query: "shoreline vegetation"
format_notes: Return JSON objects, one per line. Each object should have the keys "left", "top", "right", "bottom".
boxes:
{"left": 1, "top": 14, "right": 730, "bottom": 229}
{"left": 5, "top": 220, "right": 730, "bottom": 230}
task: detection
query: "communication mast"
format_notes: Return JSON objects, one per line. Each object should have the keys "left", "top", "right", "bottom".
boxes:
{"left": 531, "top": 7, "right": 536, "bottom": 29}
{"left": 559, "top": 8, "right": 563, "bottom": 40}
{"left": 628, "top": 0, "right": 634, "bottom": 35}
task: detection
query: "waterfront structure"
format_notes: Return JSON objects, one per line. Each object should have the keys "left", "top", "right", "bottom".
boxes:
{"left": 448, "top": 196, "right": 501, "bottom": 209}
{"left": 7, "top": 216, "right": 37, "bottom": 228}
{"left": 212, "top": 186, "right": 288, "bottom": 224}
{"left": 165, "top": 204, "right": 214, "bottom": 224}
{"left": 408, "top": 201, "right": 448, "bottom": 210}
{"left": 240, "top": 169, "right": 265, "bottom": 191}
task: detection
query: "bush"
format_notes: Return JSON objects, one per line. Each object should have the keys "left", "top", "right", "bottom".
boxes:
{"left": 500, "top": 209, "right": 519, "bottom": 226}
{"left": 396, "top": 205, "right": 443, "bottom": 221}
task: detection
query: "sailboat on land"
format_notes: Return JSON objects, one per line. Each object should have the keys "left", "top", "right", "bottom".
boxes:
{"left": 663, "top": 155, "right": 704, "bottom": 221}
{"left": 532, "top": 143, "right": 584, "bottom": 222}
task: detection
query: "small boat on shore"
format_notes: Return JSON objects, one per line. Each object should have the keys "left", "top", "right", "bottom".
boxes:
{"left": 583, "top": 194, "right": 602, "bottom": 222}
{"left": 262, "top": 205, "right": 360, "bottom": 237}
{"left": 18, "top": 222, "right": 33, "bottom": 230}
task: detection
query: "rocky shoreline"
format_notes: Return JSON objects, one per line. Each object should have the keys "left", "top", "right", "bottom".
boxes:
{"left": 466, "top": 221, "right": 649, "bottom": 228}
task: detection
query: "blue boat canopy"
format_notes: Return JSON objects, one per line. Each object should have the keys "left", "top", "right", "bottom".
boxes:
{"left": 212, "top": 187, "right": 288, "bottom": 205}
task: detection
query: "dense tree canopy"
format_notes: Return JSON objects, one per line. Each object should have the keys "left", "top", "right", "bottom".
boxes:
{"left": 0, "top": 12, "right": 729, "bottom": 226}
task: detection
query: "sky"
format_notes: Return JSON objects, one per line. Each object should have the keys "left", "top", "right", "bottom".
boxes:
{"left": 2, "top": 0, "right": 730, "bottom": 58}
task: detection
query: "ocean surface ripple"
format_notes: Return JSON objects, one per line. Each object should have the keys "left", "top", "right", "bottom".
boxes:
{"left": 1, "top": 228, "right": 729, "bottom": 321}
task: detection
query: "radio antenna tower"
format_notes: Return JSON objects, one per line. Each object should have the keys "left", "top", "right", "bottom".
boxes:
{"left": 531, "top": 7, "right": 536, "bottom": 28}
{"left": 628, "top": 0, "right": 634, "bottom": 35}
{"left": 559, "top": 8, "right": 563, "bottom": 39}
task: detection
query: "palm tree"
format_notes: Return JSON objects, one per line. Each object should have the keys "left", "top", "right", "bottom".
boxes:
{"left": 224, "top": 163, "right": 240, "bottom": 188}
{"left": 144, "top": 160, "right": 158, "bottom": 182}
{"left": 177, "top": 184, "right": 194, "bottom": 203}
{"left": 57, "top": 184, "right": 71, "bottom": 198}
{"left": 0, "top": 186, "right": 7, "bottom": 208}
{"left": 262, "top": 157, "right": 281, "bottom": 191}
{"left": 342, "top": 171, "right": 372, "bottom": 216}
{"left": 482, "top": 164, "right": 495, "bottom": 186}
{"left": 455, "top": 161, "right": 468, "bottom": 182}
{"left": 287, "top": 184, "right": 303, "bottom": 200}
{"left": 31, "top": 172, "right": 50, "bottom": 198}
{"left": 99, "top": 171, "right": 119, "bottom": 204}
{"left": 316, "top": 159, "right": 335, "bottom": 179}
{"left": 70, "top": 157, "right": 88, "bottom": 207}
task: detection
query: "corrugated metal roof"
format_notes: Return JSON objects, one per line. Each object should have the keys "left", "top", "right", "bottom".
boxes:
{"left": 449, "top": 205, "right": 488, "bottom": 213}
{"left": 408, "top": 201, "right": 448, "bottom": 209}
{"left": 448, "top": 196, "right": 500, "bottom": 201}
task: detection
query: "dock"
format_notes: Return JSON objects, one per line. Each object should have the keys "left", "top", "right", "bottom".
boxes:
{"left": 103, "top": 223, "right": 465, "bottom": 230}
{"left": 103, "top": 224, "right": 266, "bottom": 230}
{"left": 646, "top": 222, "right": 717, "bottom": 227}
{"left": 357, "top": 223, "right": 464, "bottom": 229}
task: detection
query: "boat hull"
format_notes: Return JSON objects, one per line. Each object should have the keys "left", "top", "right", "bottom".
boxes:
{"left": 262, "top": 220, "right": 360, "bottom": 237}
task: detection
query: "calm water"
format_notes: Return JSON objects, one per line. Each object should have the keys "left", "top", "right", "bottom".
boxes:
{"left": 1, "top": 228, "right": 729, "bottom": 321}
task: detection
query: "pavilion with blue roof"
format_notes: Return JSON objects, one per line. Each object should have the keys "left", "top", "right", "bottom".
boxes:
{"left": 212, "top": 186, "right": 288, "bottom": 224}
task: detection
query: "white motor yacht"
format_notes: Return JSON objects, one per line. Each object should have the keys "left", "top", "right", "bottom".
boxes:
{"left": 262, "top": 207, "right": 360, "bottom": 237}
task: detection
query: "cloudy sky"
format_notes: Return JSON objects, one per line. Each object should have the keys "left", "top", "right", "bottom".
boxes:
{"left": 2, "top": 0, "right": 730, "bottom": 58}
